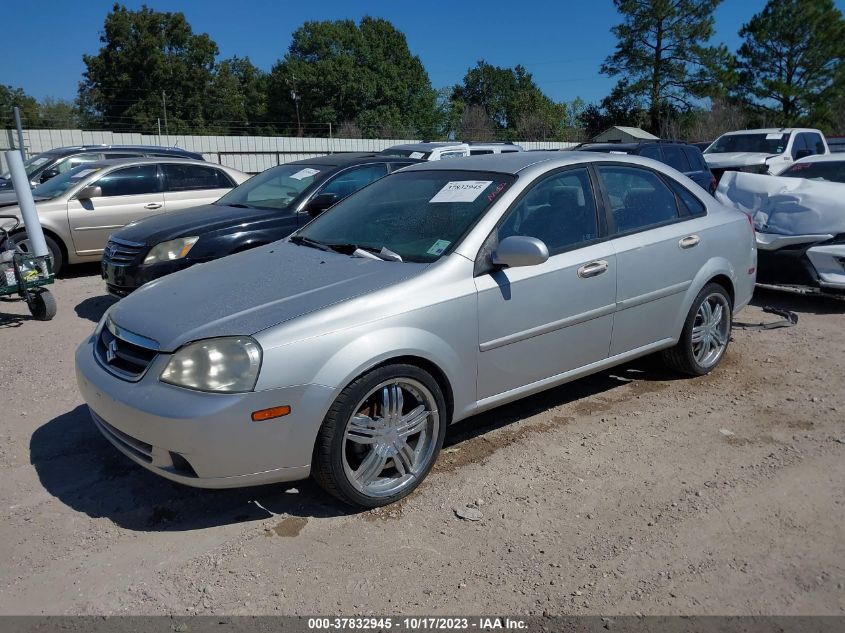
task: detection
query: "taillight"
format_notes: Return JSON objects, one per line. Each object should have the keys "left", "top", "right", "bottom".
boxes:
{"left": 709, "top": 174, "right": 717, "bottom": 194}
{"left": 745, "top": 212, "right": 756, "bottom": 237}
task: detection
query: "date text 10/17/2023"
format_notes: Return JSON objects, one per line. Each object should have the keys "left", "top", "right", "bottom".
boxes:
{"left": 307, "top": 617, "right": 528, "bottom": 631}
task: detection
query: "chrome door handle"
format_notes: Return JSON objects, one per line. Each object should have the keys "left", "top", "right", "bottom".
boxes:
{"left": 679, "top": 235, "right": 700, "bottom": 249}
{"left": 577, "top": 259, "right": 609, "bottom": 278}
{"left": 144, "top": 203, "right": 162, "bottom": 210}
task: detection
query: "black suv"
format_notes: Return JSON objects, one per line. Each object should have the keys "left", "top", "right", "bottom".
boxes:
{"left": 0, "top": 145, "right": 204, "bottom": 193}
{"left": 102, "top": 153, "right": 420, "bottom": 297}
{"left": 576, "top": 141, "right": 717, "bottom": 194}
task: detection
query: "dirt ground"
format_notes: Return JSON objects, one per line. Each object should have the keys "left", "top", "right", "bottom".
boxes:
{"left": 0, "top": 266, "right": 843, "bottom": 616}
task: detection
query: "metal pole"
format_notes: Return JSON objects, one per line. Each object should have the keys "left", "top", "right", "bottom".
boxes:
{"left": 328, "top": 122, "right": 332, "bottom": 154}
{"left": 157, "top": 118, "right": 162, "bottom": 146}
{"left": 13, "top": 107, "right": 26, "bottom": 161}
{"left": 162, "top": 91, "right": 169, "bottom": 137}
{"left": 4, "top": 151, "right": 48, "bottom": 256}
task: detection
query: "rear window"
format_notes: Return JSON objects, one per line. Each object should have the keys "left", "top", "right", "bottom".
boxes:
{"left": 682, "top": 147, "right": 707, "bottom": 171}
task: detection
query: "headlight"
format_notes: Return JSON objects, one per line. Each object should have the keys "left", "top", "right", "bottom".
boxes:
{"left": 160, "top": 337, "right": 262, "bottom": 392}
{"left": 143, "top": 236, "right": 199, "bottom": 264}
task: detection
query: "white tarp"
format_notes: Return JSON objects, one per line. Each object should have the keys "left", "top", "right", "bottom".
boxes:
{"left": 716, "top": 171, "right": 845, "bottom": 236}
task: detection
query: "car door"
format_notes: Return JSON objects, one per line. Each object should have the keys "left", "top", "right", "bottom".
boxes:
{"left": 595, "top": 164, "right": 710, "bottom": 356}
{"left": 67, "top": 164, "right": 164, "bottom": 256}
{"left": 161, "top": 163, "right": 236, "bottom": 212}
{"left": 474, "top": 167, "right": 617, "bottom": 400}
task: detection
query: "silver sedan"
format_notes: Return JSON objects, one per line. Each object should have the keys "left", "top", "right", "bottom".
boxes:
{"left": 76, "top": 152, "right": 757, "bottom": 507}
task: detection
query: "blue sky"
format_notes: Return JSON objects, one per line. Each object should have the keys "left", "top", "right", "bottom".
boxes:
{"left": 4, "top": 0, "right": 844, "bottom": 106}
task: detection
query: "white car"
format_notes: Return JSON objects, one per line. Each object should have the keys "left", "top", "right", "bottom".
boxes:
{"left": 704, "top": 128, "right": 829, "bottom": 180}
{"left": 0, "top": 158, "right": 248, "bottom": 272}
{"left": 379, "top": 142, "right": 471, "bottom": 161}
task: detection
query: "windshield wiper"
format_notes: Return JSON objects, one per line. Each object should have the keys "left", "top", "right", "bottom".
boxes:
{"left": 289, "top": 235, "right": 333, "bottom": 252}
{"left": 224, "top": 202, "right": 254, "bottom": 209}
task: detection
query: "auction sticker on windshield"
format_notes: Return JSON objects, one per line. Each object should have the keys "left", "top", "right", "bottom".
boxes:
{"left": 409, "top": 152, "right": 425, "bottom": 159}
{"left": 766, "top": 133, "right": 785, "bottom": 140}
{"left": 291, "top": 167, "right": 321, "bottom": 180}
{"left": 430, "top": 180, "right": 492, "bottom": 203}
{"left": 71, "top": 169, "right": 100, "bottom": 180}
{"left": 426, "top": 239, "right": 451, "bottom": 256}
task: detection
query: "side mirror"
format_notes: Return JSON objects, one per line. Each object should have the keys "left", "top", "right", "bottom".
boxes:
{"left": 76, "top": 185, "right": 103, "bottom": 200}
{"left": 39, "top": 168, "right": 59, "bottom": 183}
{"left": 794, "top": 149, "right": 812, "bottom": 160}
{"left": 305, "top": 192, "right": 340, "bottom": 217}
{"left": 491, "top": 236, "right": 549, "bottom": 268}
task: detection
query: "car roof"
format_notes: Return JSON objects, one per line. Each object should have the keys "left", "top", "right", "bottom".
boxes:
{"left": 719, "top": 128, "right": 821, "bottom": 136}
{"left": 44, "top": 145, "right": 200, "bottom": 156}
{"left": 397, "top": 150, "right": 664, "bottom": 176}
{"left": 287, "top": 152, "right": 420, "bottom": 167}
{"left": 77, "top": 157, "right": 223, "bottom": 170}
{"left": 382, "top": 142, "right": 468, "bottom": 151}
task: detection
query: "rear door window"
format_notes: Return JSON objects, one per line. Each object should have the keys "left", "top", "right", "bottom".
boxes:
{"left": 639, "top": 146, "right": 661, "bottom": 161}
{"left": 93, "top": 165, "right": 161, "bottom": 197}
{"left": 682, "top": 147, "right": 706, "bottom": 171}
{"left": 662, "top": 145, "right": 692, "bottom": 172}
{"left": 162, "top": 164, "right": 233, "bottom": 191}
{"left": 597, "top": 166, "right": 681, "bottom": 234}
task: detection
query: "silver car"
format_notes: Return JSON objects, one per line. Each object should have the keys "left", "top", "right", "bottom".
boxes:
{"left": 75, "top": 152, "right": 757, "bottom": 507}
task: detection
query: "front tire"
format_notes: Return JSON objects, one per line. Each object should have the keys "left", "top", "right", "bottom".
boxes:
{"left": 28, "top": 288, "right": 57, "bottom": 321}
{"left": 12, "top": 232, "right": 64, "bottom": 274}
{"left": 312, "top": 364, "right": 447, "bottom": 508}
{"left": 662, "top": 282, "right": 732, "bottom": 376}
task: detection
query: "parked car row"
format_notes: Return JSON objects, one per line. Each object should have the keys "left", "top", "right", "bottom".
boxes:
{"left": 73, "top": 150, "right": 757, "bottom": 508}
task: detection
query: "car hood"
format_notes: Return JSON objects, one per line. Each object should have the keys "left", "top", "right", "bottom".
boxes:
{"left": 0, "top": 191, "right": 20, "bottom": 206}
{"left": 113, "top": 203, "right": 290, "bottom": 246}
{"left": 704, "top": 152, "right": 772, "bottom": 169}
{"left": 107, "top": 241, "right": 428, "bottom": 352}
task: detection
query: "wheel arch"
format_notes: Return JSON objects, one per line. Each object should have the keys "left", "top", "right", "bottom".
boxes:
{"left": 368, "top": 355, "right": 455, "bottom": 425}
{"left": 671, "top": 258, "right": 738, "bottom": 341}
{"left": 11, "top": 226, "right": 69, "bottom": 267}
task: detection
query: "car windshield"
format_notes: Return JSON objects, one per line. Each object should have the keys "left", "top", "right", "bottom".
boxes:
{"left": 216, "top": 163, "right": 329, "bottom": 209}
{"left": 0, "top": 153, "right": 55, "bottom": 180}
{"left": 706, "top": 133, "right": 790, "bottom": 155}
{"left": 780, "top": 161, "right": 845, "bottom": 184}
{"left": 296, "top": 170, "right": 515, "bottom": 263}
{"left": 30, "top": 165, "right": 103, "bottom": 200}
{"left": 380, "top": 149, "right": 431, "bottom": 159}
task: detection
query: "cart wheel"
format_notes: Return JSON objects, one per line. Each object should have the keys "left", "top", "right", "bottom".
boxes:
{"left": 28, "top": 288, "right": 57, "bottom": 321}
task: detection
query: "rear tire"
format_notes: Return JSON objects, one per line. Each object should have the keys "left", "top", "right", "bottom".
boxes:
{"left": 312, "top": 364, "right": 447, "bottom": 508}
{"left": 662, "top": 282, "right": 732, "bottom": 376}
{"left": 28, "top": 288, "right": 57, "bottom": 321}
{"left": 12, "top": 232, "right": 64, "bottom": 274}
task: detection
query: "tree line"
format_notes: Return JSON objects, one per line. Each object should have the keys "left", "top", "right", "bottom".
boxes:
{"left": 3, "top": 0, "right": 845, "bottom": 142}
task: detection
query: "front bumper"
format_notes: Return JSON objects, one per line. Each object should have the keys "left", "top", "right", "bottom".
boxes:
{"left": 75, "top": 336, "right": 335, "bottom": 488}
{"left": 102, "top": 258, "right": 203, "bottom": 297}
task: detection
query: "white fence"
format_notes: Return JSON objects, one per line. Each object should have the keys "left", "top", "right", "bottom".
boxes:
{"left": 1, "top": 128, "right": 577, "bottom": 173}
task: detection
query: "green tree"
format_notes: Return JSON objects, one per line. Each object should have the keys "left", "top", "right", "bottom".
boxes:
{"left": 601, "top": 0, "right": 730, "bottom": 133}
{"left": 0, "top": 85, "right": 40, "bottom": 128}
{"left": 39, "top": 98, "right": 82, "bottom": 128}
{"left": 452, "top": 61, "right": 562, "bottom": 139}
{"left": 78, "top": 3, "right": 218, "bottom": 133}
{"left": 268, "top": 17, "right": 440, "bottom": 138}
{"left": 206, "top": 57, "right": 269, "bottom": 134}
{"left": 578, "top": 80, "right": 647, "bottom": 139}
{"left": 736, "top": 0, "right": 845, "bottom": 128}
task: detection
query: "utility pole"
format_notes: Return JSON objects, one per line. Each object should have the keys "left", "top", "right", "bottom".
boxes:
{"left": 13, "top": 107, "right": 26, "bottom": 161}
{"left": 291, "top": 89, "right": 302, "bottom": 137}
{"left": 161, "top": 91, "right": 169, "bottom": 137}
{"left": 157, "top": 118, "right": 162, "bottom": 146}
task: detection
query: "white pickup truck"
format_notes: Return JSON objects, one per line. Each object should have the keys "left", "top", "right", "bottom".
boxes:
{"left": 703, "top": 128, "right": 829, "bottom": 181}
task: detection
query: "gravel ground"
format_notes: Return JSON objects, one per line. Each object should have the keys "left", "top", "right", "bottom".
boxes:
{"left": 0, "top": 267, "right": 843, "bottom": 616}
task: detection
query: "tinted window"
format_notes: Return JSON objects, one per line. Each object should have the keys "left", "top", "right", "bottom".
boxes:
{"left": 319, "top": 164, "right": 388, "bottom": 199}
{"left": 499, "top": 168, "right": 598, "bottom": 254}
{"left": 163, "top": 164, "right": 232, "bottom": 191}
{"left": 791, "top": 134, "right": 808, "bottom": 159}
{"left": 682, "top": 147, "right": 706, "bottom": 171}
{"left": 104, "top": 152, "right": 143, "bottom": 159}
{"left": 470, "top": 149, "right": 493, "bottom": 155}
{"left": 780, "top": 160, "right": 845, "bottom": 183}
{"left": 94, "top": 165, "right": 160, "bottom": 197}
{"left": 298, "top": 170, "right": 515, "bottom": 263}
{"left": 662, "top": 145, "right": 691, "bottom": 172}
{"left": 639, "top": 146, "right": 661, "bottom": 160}
{"left": 808, "top": 134, "right": 826, "bottom": 154}
{"left": 597, "top": 166, "right": 680, "bottom": 234}
{"left": 667, "top": 179, "right": 706, "bottom": 216}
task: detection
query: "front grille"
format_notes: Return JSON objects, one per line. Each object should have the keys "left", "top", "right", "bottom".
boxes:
{"left": 93, "top": 412, "right": 153, "bottom": 463}
{"left": 95, "top": 319, "right": 159, "bottom": 380}
{"left": 106, "top": 283, "right": 133, "bottom": 298}
{"left": 103, "top": 237, "right": 145, "bottom": 266}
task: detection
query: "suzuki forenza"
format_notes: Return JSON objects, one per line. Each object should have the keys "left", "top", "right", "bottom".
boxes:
{"left": 76, "top": 152, "right": 756, "bottom": 507}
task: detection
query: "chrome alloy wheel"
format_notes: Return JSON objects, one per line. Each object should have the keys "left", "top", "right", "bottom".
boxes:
{"left": 341, "top": 378, "right": 439, "bottom": 498}
{"left": 691, "top": 292, "right": 731, "bottom": 369}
